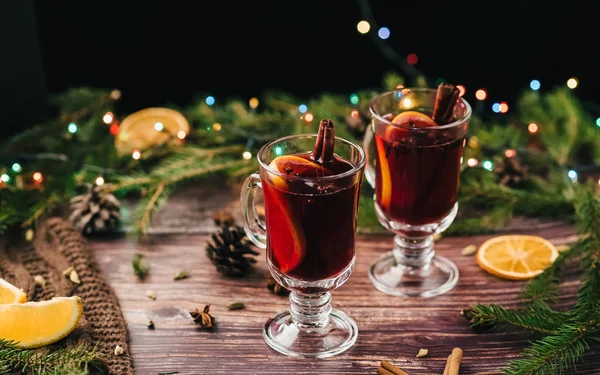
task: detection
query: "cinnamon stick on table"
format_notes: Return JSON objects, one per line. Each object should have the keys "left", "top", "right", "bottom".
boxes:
{"left": 432, "top": 83, "right": 460, "bottom": 125}
{"left": 312, "top": 119, "right": 335, "bottom": 164}
{"left": 443, "top": 347, "right": 463, "bottom": 375}
{"left": 379, "top": 360, "right": 410, "bottom": 375}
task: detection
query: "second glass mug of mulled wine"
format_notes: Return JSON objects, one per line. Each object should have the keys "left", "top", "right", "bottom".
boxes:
{"left": 363, "top": 84, "right": 471, "bottom": 298}
{"left": 240, "top": 120, "right": 366, "bottom": 358}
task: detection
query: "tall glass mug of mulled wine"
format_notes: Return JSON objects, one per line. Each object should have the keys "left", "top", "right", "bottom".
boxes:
{"left": 363, "top": 84, "right": 471, "bottom": 297}
{"left": 240, "top": 120, "right": 365, "bottom": 358}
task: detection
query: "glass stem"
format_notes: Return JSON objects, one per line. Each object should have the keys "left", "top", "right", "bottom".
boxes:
{"left": 289, "top": 291, "right": 332, "bottom": 329}
{"left": 393, "top": 234, "right": 434, "bottom": 270}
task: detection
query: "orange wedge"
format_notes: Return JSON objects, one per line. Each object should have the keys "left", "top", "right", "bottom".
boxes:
{"left": 476, "top": 235, "right": 559, "bottom": 280}
{"left": 0, "top": 278, "right": 27, "bottom": 304}
{"left": 375, "top": 135, "right": 392, "bottom": 209}
{"left": 392, "top": 110, "right": 438, "bottom": 128}
{"left": 0, "top": 296, "right": 83, "bottom": 348}
{"left": 268, "top": 155, "right": 328, "bottom": 189}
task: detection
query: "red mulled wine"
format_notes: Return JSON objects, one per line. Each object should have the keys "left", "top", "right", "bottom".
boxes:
{"left": 262, "top": 152, "right": 360, "bottom": 281}
{"left": 374, "top": 111, "right": 465, "bottom": 225}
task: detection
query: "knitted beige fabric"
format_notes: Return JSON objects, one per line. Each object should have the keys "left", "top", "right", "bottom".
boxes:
{"left": 0, "top": 218, "right": 133, "bottom": 375}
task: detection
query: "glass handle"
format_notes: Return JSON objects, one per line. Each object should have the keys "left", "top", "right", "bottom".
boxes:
{"left": 240, "top": 173, "right": 267, "bottom": 249}
{"left": 363, "top": 126, "right": 376, "bottom": 189}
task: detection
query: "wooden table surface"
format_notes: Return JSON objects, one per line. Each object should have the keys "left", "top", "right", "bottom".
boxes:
{"left": 89, "top": 183, "right": 599, "bottom": 375}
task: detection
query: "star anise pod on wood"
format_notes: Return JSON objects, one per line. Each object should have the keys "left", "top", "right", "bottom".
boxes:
{"left": 190, "top": 305, "right": 214, "bottom": 329}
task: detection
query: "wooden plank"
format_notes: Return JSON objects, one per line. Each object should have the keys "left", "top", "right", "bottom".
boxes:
{"left": 89, "top": 221, "right": 598, "bottom": 375}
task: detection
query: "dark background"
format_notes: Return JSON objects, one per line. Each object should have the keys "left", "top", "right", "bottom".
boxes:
{"left": 1, "top": 0, "right": 597, "bottom": 136}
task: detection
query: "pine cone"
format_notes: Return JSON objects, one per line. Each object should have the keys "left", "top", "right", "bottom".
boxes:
{"left": 493, "top": 155, "right": 528, "bottom": 187}
{"left": 69, "top": 182, "right": 120, "bottom": 235}
{"left": 212, "top": 209, "right": 235, "bottom": 227}
{"left": 206, "top": 224, "right": 259, "bottom": 277}
{"left": 345, "top": 110, "right": 370, "bottom": 138}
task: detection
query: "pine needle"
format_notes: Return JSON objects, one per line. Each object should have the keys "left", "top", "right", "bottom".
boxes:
{"left": 0, "top": 339, "right": 105, "bottom": 375}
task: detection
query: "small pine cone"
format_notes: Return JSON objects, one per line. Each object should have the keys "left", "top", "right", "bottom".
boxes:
{"left": 212, "top": 210, "right": 236, "bottom": 227}
{"left": 69, "top": 182, "right": 120, "bottom": 235}
{"left": 493, "top": 155, "right": 528, "bottom": 187}
{"left": 206, "top": 225, "right": 259, "bottom": 277}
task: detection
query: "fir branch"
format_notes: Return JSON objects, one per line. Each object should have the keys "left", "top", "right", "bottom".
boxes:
{"left": 133, "top": 182, "right": 171, "bottom": 234}
{"left": 465, "top": 304, "right": 568, "bottom": 334}
{"left": 501, "top": 329, "right": 592, "bottom": 375}
{"left": 0, "top": 339, "right": 105, "bottom": 375}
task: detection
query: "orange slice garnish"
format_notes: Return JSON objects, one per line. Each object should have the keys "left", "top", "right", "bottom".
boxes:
{"left": 375, "top": 135, "right": 392, "bottom": 209}
{"left": 476, "top": 235, "right": 559, "bottom": 280}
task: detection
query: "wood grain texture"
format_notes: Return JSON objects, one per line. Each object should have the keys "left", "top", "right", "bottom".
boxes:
{"left": 88, "top": 184, "right": 598, "bottom": 375}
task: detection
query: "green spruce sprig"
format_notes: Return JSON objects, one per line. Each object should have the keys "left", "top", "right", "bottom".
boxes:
{"left": 464, "top": 182, "right": 600, "bottom": 375}
{"left": 0, "top": 339, "right": 105, "bottom": 375}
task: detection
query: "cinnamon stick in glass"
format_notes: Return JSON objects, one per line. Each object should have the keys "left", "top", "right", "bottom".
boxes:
{"left": 312, "top": 119, "right": 335, "bottom": 164}
{"left": 432, "top": 83, "right": 460, "bottom": 125}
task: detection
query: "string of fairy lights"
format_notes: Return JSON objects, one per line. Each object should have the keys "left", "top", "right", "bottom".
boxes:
{"left": 0, "top": 18, "right": 598, "bottom": 189}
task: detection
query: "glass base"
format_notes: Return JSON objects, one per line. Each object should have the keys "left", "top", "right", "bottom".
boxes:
{"left": 369, "top": 251, "right": 458, "bottom": 298}
{"left": 263, "top": 308, "right": 358, "bottom": 358}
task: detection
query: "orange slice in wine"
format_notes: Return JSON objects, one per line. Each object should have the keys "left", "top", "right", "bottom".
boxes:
{"left": 386, "top": 111, "right": 438, "bottom": 142}
{"left": 264, "top": 183, "right": 307, "bottom": 274}
{"left": 268, "top": 155, "right": 328, "bottom": 189}
{"left": 375, "top": 135, "right": 392, "bottom": 209}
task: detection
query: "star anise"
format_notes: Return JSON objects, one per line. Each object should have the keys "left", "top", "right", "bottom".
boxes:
{"left": 190, "top": 305, "right": 214, "bottom": 329}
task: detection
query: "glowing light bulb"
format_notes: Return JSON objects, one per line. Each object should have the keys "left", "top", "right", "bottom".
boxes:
{"left": 275, "top": 146, "right": 284, "bottom": 156}
{"left": 1, "top": 174, "right": 9, "bottom": 182}
{"left": 492, "top": 103, "right": 501, "bottom": 113}
{"left": 242, "top": 151, "right": 252, "bottom": 160}
{"left": 249, "top": 97, "right": 259, "bottom": 109}
{"left": 402, "top": 98, "right": 412, "bottom": 108}
{"left": 406, "top": 53, "right": 418, "bottom": 65}
{"left": 154, "top": 122, "right": 164, "bottom": 131}
{"left": 357, "top": 20, "right": 370, "bottom": 34}
{"left": 110, "top": 124, "right": 119, "bottom": 135}
{"left": 567, "top": 78, "right": 578, "bottom": 89}
{"left": 11, "top": 163, "right": 21, "bottom": 173}
{"left": 528, "top": 123, "right": 539, "bottom": 134}
{"left": 206, "top": 96, "right": 215, "bottom": 105}
{"left": 177, "top": 130, "right": 186, "bottom": 139}
{"left": 475, "top": 89, "right": 487, "bottom": 100}
{"left": 132, "top": 150, "right": 141, "bottom": 160}
{"left": 212, "top": 123, "right": 222, "bottom": 131}
{"left": 505, "top": 149, "right": 516, "bottom": 158}
{"left": 596, "top": 118, "right": 600, "bottom": 127}
{"left": 110, "top": 89, "right": 121, "bottom": 100}
{"left": 350, "top": 94, "right": 359, "bottom": 105}
{"left": 298, "top": 104, "right": 308, "bottom": 113}
{"left": 68, "top": 123, "right": 78, "bottom": 133}
{"left": 499, "top": 102, "right": 509, "bottom": 113}
{"left": 351, "top": 110, "right": 359, "bottom": 118}
{"left": 95, "top": 176, "right": 104, "bottom": 185}
{"left": 305, "top": 113, "right": 314, "bottom": 122}
{"left": 467, "top": 158, "right": 478, "bottom": 167}
{"left": 530, "top": 80, "right": 541, "bottom": 90}
{"left": 568, "top": 170, "right": 578, "bottom": 181}
{"left": 377, "top": 27, "right": 390, "bottom": 39}
{"left": 103, "top": 112, "right": 114, "bottom": 124}
{"left": 483, "top": 160, "right": 493, "bottom": 171}
{"left": 33, "top": 172, "right": 43, "bottom": 182}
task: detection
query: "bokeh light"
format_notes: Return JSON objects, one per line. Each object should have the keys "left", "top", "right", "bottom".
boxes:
{"left": 483, "top": 160, "right": 494, "bottom": 171}
{"left": 177, "top": 130, "right": 186, "bottom": 139}
{"left": 132, "top": 150, "right": 141, "bottom": 160}
{"left": 378, "top": 27, "right": 390, "bottom": 39}
{"left": 567, "top": 78, "right": 578, "bottom": 89}
{"left": 242, "top": 151, "right": 252, "bottom": 160}
{"left": 492, "top": 103, "right": 501, "bottom": 113}
{"left": 357, "top": 21, "right": 370, "bottom": 34}
{"left": 406, "top": 53, "right": 418, "bottom": 65}
{"left": 68, "top": 123, "right": 78, "bottom": 133}
{"left": 212, "top": 123, "right": 222, "bottom": 131}
{"left": 33, "top": 172, "right": 43, "bottom": 182}
{"left": 304, "top": 113, "right": 314, "bottom": 122}
{"left": 95, "top": 176, "right": 104, "bottom": 185}
{"left": 350, "top": 94, "right": 359, "bottom": 105}
{"left": 475, "top": 89, "right": 487, "bottom": 100}
{"left": 249, "top": 97, "right": 259, "bottom": 109}
{"left": 499, "top": 102, "right": 509, "bottom": 113}
{"left": 154, "top": 122, "right": 164, "bottom": 131}
{"left": 530, "top": 80, "right": 541, "bottom": 90}
{"left": 298, "top": 104, "right": 308, "bottom": 113}
{"left": 456, "top": 85, "right": 466, "bottom": 97}
{"left": 103, "top": 112, "right": 114, "bottom": 124}
{"left": 205, "top": 96, "right": 215, "bottom": 105}
{"left": 467, "top": 158, "right": 478, "bottom": 167}
{"left": 528, "top": 123, "right": 539, "bottom": 134}
{"left": 505, "top": 149, "right": 516, "bottom": 158}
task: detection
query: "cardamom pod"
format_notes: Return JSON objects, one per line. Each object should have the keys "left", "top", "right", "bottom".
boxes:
{"left": 146, "top": 290, "right": 156, "bottom": 300}
{"left": 461, "top": 244, "right": 478, "bottom": 256}
{"left": 25, "top": 229, "right": 34, "bottom": 242}
{"left": 226, "top": 302, "right": 245, "bottom": 310}
{"left": 416, "top": 348, "right": 429, "bottom": 358}
{"left": 173, "top": 271, "right": 189, "bottom": 280}
{"left": 146, "top": 317, "right": 155, "bottom": 329}
{"left": 114, "top": 345, "right": 124, "bottom": 356}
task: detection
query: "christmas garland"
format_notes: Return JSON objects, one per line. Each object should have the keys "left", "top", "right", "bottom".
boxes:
{"left": 0, "top": 72, "right": 599, "bottom": 238}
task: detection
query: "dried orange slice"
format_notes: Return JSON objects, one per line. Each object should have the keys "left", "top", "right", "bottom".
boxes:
{"left": 0, "top": 296, "right": 83, "bottom": 348}
{"left": 391, "top": 110, "right": 437, "bottom": 128}
{"left": 268, "top": 155, "right": 327, "bottom": 189}
{"left": 0, "top": 278, "right": 27, "bottom": 304}
{"left": 476, "top": 235, "right": 559, "bottom": 280}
